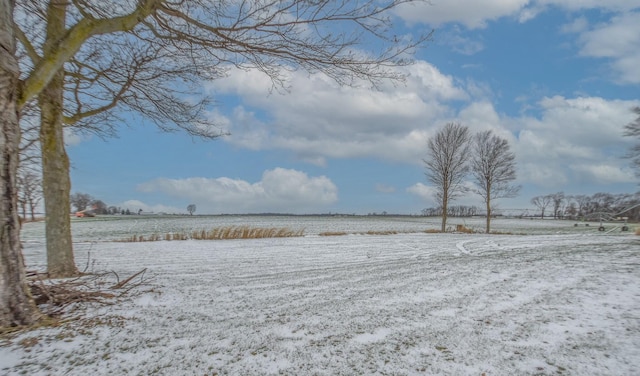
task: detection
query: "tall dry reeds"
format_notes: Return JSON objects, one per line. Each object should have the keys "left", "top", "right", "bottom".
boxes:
{"left": 117, "top": 226, "right": 304, "bottom": 242}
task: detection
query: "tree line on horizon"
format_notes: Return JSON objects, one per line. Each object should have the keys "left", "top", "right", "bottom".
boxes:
{"left": 420, "top": 191, "right": 640, "bottom": 221}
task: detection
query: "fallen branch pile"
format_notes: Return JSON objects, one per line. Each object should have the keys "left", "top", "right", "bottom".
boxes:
{"left": 27, "top": 268, "right": 149, "bottom": 317}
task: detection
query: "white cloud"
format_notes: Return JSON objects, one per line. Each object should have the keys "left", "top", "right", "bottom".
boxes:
{"left": 208, "top": 62, "right": 466, "bottom": 164}
{"left": 395, "top": 0, "right": 530, "bottom": 29}
{"left": 537, "top": 0, "right": 639, "bottom": 12}
{"left": 64, "top": 129, "right": 86, "bottom": 146}
{"left": 137, "top": 168, "right": 338, "bottom": 214}
{"left": 394, "top": 0, "right": 639, "bottom": 30}
{"left": 570, "top": 163, "right": 636, "bottom": 184}
{"left": 407, "top": 183, "right": 436, "bottom": 201}
{"left": 514, "top": 96, "right": 639, "bottom": 186}
{"left": 565, "top": 11, "right": 640, "bottom": 84}
{"left": 208, "top": 60, "right": 639, "bottom": 194}
{"left": 560, "top": 16, "right": 589, "bottom": 34}
{"left": 436, "top": 27, "right": 484, "bottom": 55}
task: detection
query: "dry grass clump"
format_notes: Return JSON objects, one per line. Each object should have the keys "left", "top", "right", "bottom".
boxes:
{"left": 635, "top": 227, "right": 640, "bottom": 236}
{"left": 320, "top": 230, "right": 406, "bottom": 236}
{"left": 319, "top": 231, "right": 349, "bottom": 236}
{"left": 362, "top": 230, "right": 398, "bottom": 235}
{"left": 191, "top": 226, "right": 304, "bottom": 240}
{"left": 118, "top": 234, "right": 164, "bottom": 242}
{"left": 424, "top": 229, "right": 441, "bottom": 233}
{"left": 118, "top": 226, "right": 304, "bottom": 242}
{"left": 455, "top": 224, "right": 475, "bottom": 233}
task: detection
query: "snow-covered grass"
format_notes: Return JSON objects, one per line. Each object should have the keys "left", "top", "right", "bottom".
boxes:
{"left": 3, "top": 217, "right": 639, "bottom": 375}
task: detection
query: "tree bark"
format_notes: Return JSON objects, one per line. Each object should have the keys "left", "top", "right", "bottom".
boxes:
{"left": 40, "top": 81, "right": 77, "bottom": 277}
{"left": 40, "top": 2, "right": 78, "bottom": 278}
{"left": 0, "top": 0, "right": 40, "bottom": 327}
{"left": 485, "top": 198, "right": 491, "bottom": 234}
{"left": 441, "top": 191, "right": 448, "bottom": 232}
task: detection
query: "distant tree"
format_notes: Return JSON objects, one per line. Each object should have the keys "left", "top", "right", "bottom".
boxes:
{"left": 589, "top": 192, "right": 615, "bottom": 214}
{"left": 531, "top": 195, "right": 553, "bottom": 219}
{"left": 107, "top": 206, "right": 118, "bottom": 215}
{"left": 565, "top": 201, "right": 578, "bottom": 219}
{"left": 17, "top": 169, "right": 42, "bottom": 221}
{"left": 70, "top": 192, "right": 93, "bottom": 212}
{"left": 424, "top": 123, "right": 471, "bottom": 232}
{"left": 572, "top": 194, "right": 590, "bottom": 219}
{"left": 187, "top": 204, "right": 196, "bottom": 216}
{"left": 551, "top": 191, "right": 565, "bottom": 219}
{"left": 90, "top": 200, "right": 108, "bottom": 215}
{"left": 623, "top": 106, "right": 640, "bottom": 178}
{"left": 470, "top": 130, "right": 520, "bottom": 233}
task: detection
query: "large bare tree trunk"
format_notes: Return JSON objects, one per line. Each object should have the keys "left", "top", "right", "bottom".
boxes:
{"left": 0, "top": 0, "right": 40, "bottom": 327}
{"left": 441, "top": 191, "right": 448, "bottom": 232}
{"left": 40, "top": 81, "right": 77, "bottom": 277}
{"left": 40, "top": 2, "right": 77, "bottom": 278}
{"left": 485, "top": 198, "right": 491, "bottom": 234}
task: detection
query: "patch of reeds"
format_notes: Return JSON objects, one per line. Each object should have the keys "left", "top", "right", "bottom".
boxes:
{"left": 319, "top": 231, "right": 349, "bottom": 236}
{"left": 118, "top": 233, "right": 164, "bottom": 242}
{"left": 454, "top": 224, "right": 475, "bottom": 234}
{"left": 319, "top": 230, "right": 410, "bottom": 236}
{"left": 117, "top": 226, "right": 304, "bottom": 242}
{"left": 361, "top": 230, "right": 399, "bottom": 235}
{"left": 190, "top": 226, "right": 304, "bottom": 240}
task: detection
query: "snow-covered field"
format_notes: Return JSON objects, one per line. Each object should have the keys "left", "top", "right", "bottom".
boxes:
{"left": 3, "top": 216, "right": 639, "bottom": 375}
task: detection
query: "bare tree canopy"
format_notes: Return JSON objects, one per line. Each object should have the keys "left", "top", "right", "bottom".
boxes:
{"left": 10, "top": 0, "right": 432, "bottom": 279}
{"left": 470, "top": 130, "right": 519, "bottom": 233}
{"left": 423, "top": 122, "right": 471, "bottom": 232}
{"left": 624, "top": 106, "right": 640, "bottom": 178}
{"left": 17, "top": 169, "right": 43, "bottom": 220}
{"left": 70, "top": 192, "right": 94, "bottom": 212}
{"left": 15, "top": 0, "right": 432, "bottom": 113}
{"left": 530, "top": 194, "right": 553, "bottom": 219}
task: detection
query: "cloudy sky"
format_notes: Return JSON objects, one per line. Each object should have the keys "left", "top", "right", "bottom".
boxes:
{"left": 68, "top": 0, "right": 640, "bottom": 215}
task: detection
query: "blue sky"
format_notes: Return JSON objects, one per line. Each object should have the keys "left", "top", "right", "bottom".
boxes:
{"left": 67, "top": 1, "right": 640, "bottom": 215}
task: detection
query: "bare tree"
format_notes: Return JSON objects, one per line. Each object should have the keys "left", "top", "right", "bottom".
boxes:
{"left": 424, "top": 123, "right": 471, "bottom": 232}
{"left": 12, "top": 0, "right": 432, "bottom": 278}
{"left": 187, "top": 204, "right": 196, "bottom": 216}
{"left": 572, "top": 194, "right": 590, "bottom": 219}
{"left": 470, "top": 130, "right": 520, "bottom": 233}
{"left": 624, "top": 106, "right": 640, "bottom": 178}
{"left": 550, "top": 191, "right": 565, "bottom": 219}
{"left": 0, "top": 0, "right": 40, "bottom": 326}
{"left": 531, "top": 195, "right": 553, "bottom": 219}
{"left": 17, "top": 169, "right": 42, "bottom": 221}
{"left": 70, "top": 192, "right": 93, "bottom": 212}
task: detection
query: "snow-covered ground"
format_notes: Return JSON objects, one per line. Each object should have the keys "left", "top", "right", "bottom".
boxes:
{"left": 2, "top": 217, "right": 639, "bottom": 375}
